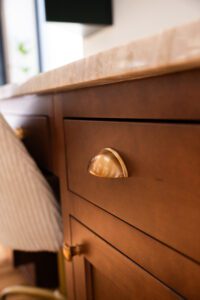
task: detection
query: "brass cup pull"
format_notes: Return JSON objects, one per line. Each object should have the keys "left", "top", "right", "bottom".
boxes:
{"left": 88, "top": 148, "right": 128, "bottom": 178}
{"left": 63, "top": 244, "right": 81, "bottom": 262}
{"left": 15, "top": 127, "right": 26, "bottom": 140}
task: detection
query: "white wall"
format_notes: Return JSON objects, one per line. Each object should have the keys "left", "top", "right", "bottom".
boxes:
{"left": 84, "top": 0, "right": 200, "bottom": 56}
{"left": 2, "top": 0, "right": 84, "bottom": 78}
{"left": 41, "top": 22, "right": 84, "bottom": 72}
{"left": 2, "top": 0, "right": 39, "bottom": 83}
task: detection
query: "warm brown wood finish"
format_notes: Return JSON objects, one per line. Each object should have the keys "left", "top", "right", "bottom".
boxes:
{"left": 65, "top": 120, "right": 200, "bottom": 262}
{"left": 58, "top": 70, "right": 200, "bottom": 299}
{"left": 57, "top": 70, "right": 200, "bottom": 299}
{"left": 71, "top": 218, "right": 182, "bottom": 300}
{"left": 61, "top": 70, "right": 200, "bottom": 120}
{"left": 70, "top": 193, "right": 200, "bottom": 300}
{"left": 52, "top": 95, "right": 75, "bottom": 299}
{"left": 1, "top": 69, "right": 200, "bottom": 299}
{"left": 0, "top": 94, "right": 54, "bottom": 171}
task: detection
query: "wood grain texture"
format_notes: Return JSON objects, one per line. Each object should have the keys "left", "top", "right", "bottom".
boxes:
{"left": 0, "top": 94, "right": 54, "bottom": 171}
{"left": 51, "top": 94, "right": 75, "bottom": 300}
{"left": 60, "top": 69, "right": 200, "bottom": 120}
{"left": 71, "top": 218, "right": 182, "bottom": 300}
{"left": 70, "top": 193, "right": 200, "bottom": 300}
{"left": 65, "top": 120, "right": 200, "bottom": 262}
{"left": 1, "top": 61, "right": 200, "bottom": 299}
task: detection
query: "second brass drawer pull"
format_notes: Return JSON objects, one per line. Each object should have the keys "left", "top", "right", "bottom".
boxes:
{"left": 88, "top": 148, "right": 128, "bottom": 178}
{"left": 63, "top": 244, "right": 81, "bottom": 262}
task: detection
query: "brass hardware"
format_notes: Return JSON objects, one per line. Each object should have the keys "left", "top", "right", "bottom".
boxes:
{"left": 14, "top": 127, "right": 26, "bottom": 140}
{"left": 0, "top": 286, "right": 65, "bottom": 300}
{"left": 57, "top": 250, "right": 67, "bottom": 296}
{"left": 88, "top": 148, "right": 128, "bottom": 178}
{"left": 63, "top": 243, "right": 81, "bottom": 262}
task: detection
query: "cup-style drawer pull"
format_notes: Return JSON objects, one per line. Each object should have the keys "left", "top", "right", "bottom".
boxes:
{"left": 14, "top": 127, "right": 26, "bottom": 140}
{"left": 88, "top": 148, "right": 128, "bottom": 178}
{"left": 63, "top": 244, "right": 81, "bottom": 262}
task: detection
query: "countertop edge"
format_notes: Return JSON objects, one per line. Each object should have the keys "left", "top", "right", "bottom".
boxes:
{"left": 1, "top": 18, "right": 200, "bottom": 100}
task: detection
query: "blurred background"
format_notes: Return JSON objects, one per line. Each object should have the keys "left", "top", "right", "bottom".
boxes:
{"left": 0, "top": 0, "right": 200, "bottom": 85}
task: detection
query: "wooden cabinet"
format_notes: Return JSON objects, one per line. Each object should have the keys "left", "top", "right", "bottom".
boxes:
{"left": 71, "top": 218, "right": 181, "bottom": 300}
{"left": 58, "top": 70, "right": 200, "bottom": 299}
{"left": 1, "top": 69, "right": 200, "bottom": 299}
{"left": 61, "top": 69, "right": 200, "bottom": 120}
{"left": 0, "top": 94, "right": 54, "bottom": 171}
{"left": 69, "top": 194, "right": 200, "bottom": 299}
{"left": 65, "top": 120, "right": 200, "bottom": 261}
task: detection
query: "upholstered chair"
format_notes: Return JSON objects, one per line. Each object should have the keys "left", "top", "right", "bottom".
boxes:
{"left": 0, "top": 114, "right": 66, "bottom": 300}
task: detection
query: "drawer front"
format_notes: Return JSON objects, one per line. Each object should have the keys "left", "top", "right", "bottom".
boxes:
{"left": 65, "top": 120, "right": 200, "bottom": 262}
{"left": 71, "top": 194, "right": 200, "bottom": 299}
{"left": 71, "top": 218, "right": 182, "bottom": 300}
{"left": 4, "top": 115, "right": 51, "bottom": 170}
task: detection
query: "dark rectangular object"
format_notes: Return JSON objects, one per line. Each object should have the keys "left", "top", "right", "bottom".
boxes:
{"left": 44, "top": 0, "right": 112, "bottom": 25}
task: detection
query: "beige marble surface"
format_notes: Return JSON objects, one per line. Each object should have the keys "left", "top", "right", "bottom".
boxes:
{"left": 0, "top": 19, "right": 200, "bottom": 100}
{"left": 0, "top": 84, "right": 18, "bottom": 100}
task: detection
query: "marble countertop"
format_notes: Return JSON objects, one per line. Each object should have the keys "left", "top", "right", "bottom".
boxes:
{"left": 0, "top": 84, "right": 19, "bottom": 100}
{"left": 1, "top": 19, "right": 200, "bottom": 100}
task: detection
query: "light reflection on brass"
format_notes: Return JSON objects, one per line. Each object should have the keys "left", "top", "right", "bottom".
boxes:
{"left": 63, "top": 243, "right": 81, "bottom": 262}
{"left": 88, "top": 148, "right": 128, "bottom": 178}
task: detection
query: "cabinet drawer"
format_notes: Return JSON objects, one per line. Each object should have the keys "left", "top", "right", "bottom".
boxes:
{"left": 70, "top": 194, "right": 200, "bottom": 299}
{"left": 4, "top": 115, "right": 51, "bottom": 170}
{"left": 65, "top": 120, "right": 200, "bottom": 262}
{"left": 71, "top": 218, "right": 182, "bottom": 300}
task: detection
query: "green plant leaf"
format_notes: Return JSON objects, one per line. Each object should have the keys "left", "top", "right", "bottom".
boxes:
{"left": 17, "top": 42, "right": 30, "bottom": 55}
